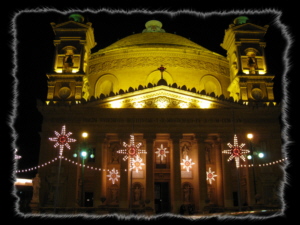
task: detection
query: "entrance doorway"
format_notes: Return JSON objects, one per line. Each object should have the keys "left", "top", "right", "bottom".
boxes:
{"left": 154, "top": 182, "right": 170, "bottom": 213}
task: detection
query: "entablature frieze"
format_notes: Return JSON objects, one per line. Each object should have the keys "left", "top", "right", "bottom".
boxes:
{"left": 88, "top": 54, "right": 229, "bottom": 77}
{"left": 43, "top": 116, "right": 278, "bottom": 126}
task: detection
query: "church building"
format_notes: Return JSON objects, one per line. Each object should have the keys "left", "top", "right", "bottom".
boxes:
{"left": 36, "top": 14, "right": 284, "bottom": 215}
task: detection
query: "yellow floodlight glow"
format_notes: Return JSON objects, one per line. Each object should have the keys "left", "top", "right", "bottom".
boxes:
{"left": 133, "top": 102, "right": 145, "bottom": 108}
{"left": 156, "top": 99, "right": 169, "bottom": 108}
{"left": 111, "top": 100, "right": 122, "bottom": 108}
{"left": 199, "top": 100, "right": 211, "bottom": 108}
{"left": 243, "top": 70, "right": 265, "bottom": 75}
{"left": 179, "top": 102, "right": 189, "bottom": 108}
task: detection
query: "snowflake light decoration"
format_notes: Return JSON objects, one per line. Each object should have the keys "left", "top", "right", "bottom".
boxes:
{"left": 222, "top": 134, "right": 250, "bottom": 168}
{"left": 155, "top": 144, "right": 169, "bottom": 160}
{"left": 130, "top": 156, "right": 145, "bottom": 173}
{"left": 181, "top": 156, "right": 195, "bottom": 172}
{"left": 117, "top": 135, "right": 146, "bottom": 161}
{"left": 206, "top": 167, "right": 217, "bottom": 184}
{"left": 49, "top": 125, "right": 76, "bottom": 156}
{"left": 107, "top": 168, "right": 120, "bottom": 184}
{"left": 14, "top": 149, "right": 21, "bottom": 160}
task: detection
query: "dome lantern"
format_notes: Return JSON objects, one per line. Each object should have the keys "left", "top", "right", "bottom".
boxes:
{"left": 142, "top": 20, "right": 166, "bottom": 33}
{"left": 233, "top": 16, "right": 249, "bottom": 25}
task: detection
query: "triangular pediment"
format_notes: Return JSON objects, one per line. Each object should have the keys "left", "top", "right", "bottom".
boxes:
{"left": 85, "top": 85, "right": 245, "bottom": 109}
{"left": 51, "top": 20, "right": 90, "bottom": 30}
{"left": 232, "top": 23, "right": 268, "bottom": 32}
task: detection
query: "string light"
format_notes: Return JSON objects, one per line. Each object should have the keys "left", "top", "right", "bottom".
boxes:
{"left": 155, "top": 144, "right": 169, "bottom": 160}
{"left": 117, "top": 135, "right": 146, "bottom": 161}
{"left": 14, "top": 149, "right": 21, "bottom": 160}
{"left": 130, "top": 156, "right": 145, "bottom": 172}
{"left": 49, "top": 125, "right": 77, "bottom": 156}
{"left": 15, "top": 155, "right": 288, "bottom": 174}
{"left": 206, "top": 167, "right": 217, "bottom": 184}
{"left": 222, "top": 134, "right": 250, "bottom": 168}
{"left": 107, "top": 168, "right": 120, "bottom": 184}
{"left": 239, "top": 157, "right": 288, "bottom": 167}
{"left": 181, "top": 155, "right": 195, "bottom": 172}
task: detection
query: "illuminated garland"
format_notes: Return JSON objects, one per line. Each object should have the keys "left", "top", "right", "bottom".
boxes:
{"left": 15, "top": 156, "right": 288, "bottom": 174}
{"left": 240, "top": 157, "right": 288, "bottom": 167}
{"left": 15, "top": 149, "right": 21, "bottom": 160}
{"left": 16, "top": 157, "right": 59, "bottom": 173}
{"left": 155, "top": 144, "right": 169, "bottom": 160}
{"left": 130, "top": 156, "right": 145, "bottom": 172}
{"left": 117, "top": 135, "right": 147, "bottom": 161}
{"left": 181, "top": 155, "right": 195, "bottom": 172}
{"left": 206, "top": 167, "right": 217, "bottom": 184}
{"left": 107, "top": 168, "right": 120, "bottom": 184}
{"left": 222, "top": 134, "right": 250, "bottom": 168}
{"left": 49, "top": 125, "right": 77, "bottom": 156}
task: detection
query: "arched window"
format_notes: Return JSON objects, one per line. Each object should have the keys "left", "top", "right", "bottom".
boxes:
{"left": 199, "top": 75, "right": 222, "bottom": 96}
{"left": 94, "top": 74, "right": 119, "bottom": 97}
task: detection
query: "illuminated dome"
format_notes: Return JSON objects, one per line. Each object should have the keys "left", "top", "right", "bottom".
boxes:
{"left": 97, "top": 32, "right": 216, "bottom": 53}
{"left": 97, "top": 23, "right": 219, "bottom": 56}
{"left": 87, "top": 20, "right": 230, "bottom": 100}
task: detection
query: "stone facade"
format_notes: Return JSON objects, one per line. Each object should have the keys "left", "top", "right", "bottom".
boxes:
{"left": 36, "top": 15, "right": 284, "bottom": 215}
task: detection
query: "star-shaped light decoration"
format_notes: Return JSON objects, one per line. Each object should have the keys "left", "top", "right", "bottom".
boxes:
{"left": 14, "top": 149, "right": 21, "bottom": 160}
{"left": 222, "top": 134, "right": 250, "bottom": 168}
{"left": 130, "top": 156, "right": 145, "bottom": 173}
{"left": 107, "top": 168, "right": 120, "bottom": 184}
{"left": 206, "top": 167, "right": 217, "bottom": 184}
{"left": 49, "top": 125, "right": 76, "bottom": 156}
{"left": 117, "top": 135, "right": 146, "bottom": 161}
{"left": 155, "top": 144, "right": 169, "bottom": 160}
{"left": 181, "top": 155, "right": 195, "bottom": 172}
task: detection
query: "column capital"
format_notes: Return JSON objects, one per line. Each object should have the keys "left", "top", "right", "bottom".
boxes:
{"left": 118, "top": 133, "right": 132, "bottom": 141}
{"left": 220, "top": 133, "right": 235, "bottom": 143}
{"left": 95, "top": 132, "right": 107, "bottom": 140}
{"left": 143, "top": 133, "right": 156, "bottom": 141}
{"left": 170, "top": 133, "right": 182, "bottom": 141}
{"left": 194, "top": 133, "right": 207, "bottom": 142}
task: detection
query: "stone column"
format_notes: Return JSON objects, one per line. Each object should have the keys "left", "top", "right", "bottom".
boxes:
{"left": 221, "top": 134, "right": 234, "bottom": 208}
{"left": 170, "top": 133, "right": 182, "bottom": 214}
{"left": 144, "top": 133, "right": 155, "bottom": 214}
{"left": 260, "top": 43, "right": 267, "bottom": 73}
{"left": 236, "top": 43, "right": 243, "bottom": 74}
{"left": 195, "top": 134, "right": 207, "bottom": 213}
{"left": 93, "top": 133, "right": 106, "bottom": 207}
{"left": 118, "top": 133, "right": 130, "bottom": 212}
{"left": 78, "top": 41, "right": 86, "bottom": 74}
{"left": 215, "top": 139, "right": 225, "bottom": 207}
{"left": 52, "top": 40, "right": 60, "bottom": 73}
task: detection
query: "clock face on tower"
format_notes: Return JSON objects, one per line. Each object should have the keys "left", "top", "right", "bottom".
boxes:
{"left": 251, "top": 88, "right": 263, "bottom": 100}
{"left": 58, "top": 87, "right": 71, "bottom": 99}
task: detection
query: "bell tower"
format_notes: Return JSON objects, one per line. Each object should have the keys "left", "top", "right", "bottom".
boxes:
{"left": 221, "top": 16, "right": 275, "bottom": 104}
{"left": 46, "top": 14, "right": 96, "bottom": 104}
